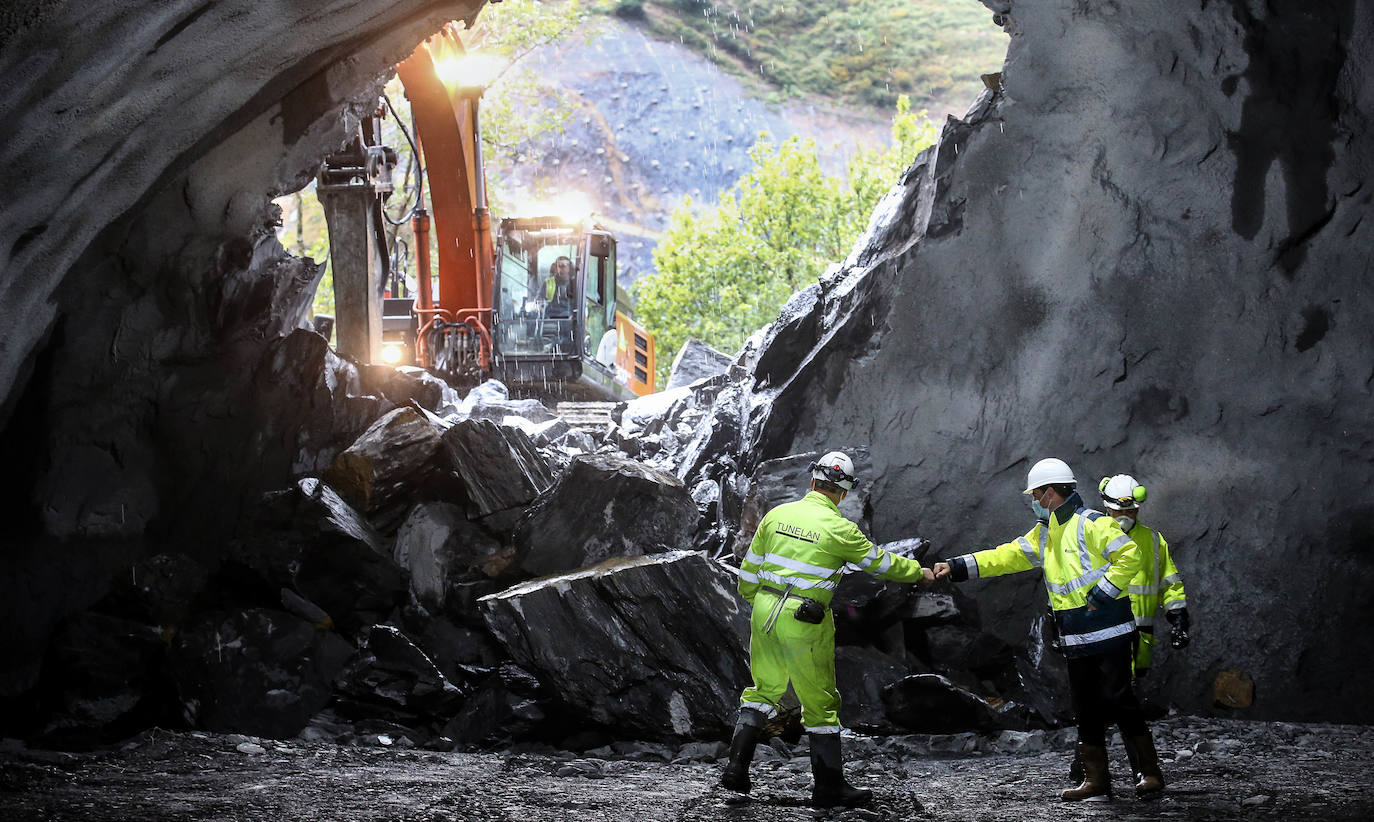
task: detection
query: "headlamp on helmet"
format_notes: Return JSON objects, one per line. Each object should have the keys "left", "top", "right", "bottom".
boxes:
{"left": 809, "top": 451, "right": 858, "bottom": 491}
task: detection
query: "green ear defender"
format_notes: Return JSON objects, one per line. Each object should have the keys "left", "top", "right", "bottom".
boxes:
{"left": 1133, "top": 484, "right": 1147, "bottom": 503}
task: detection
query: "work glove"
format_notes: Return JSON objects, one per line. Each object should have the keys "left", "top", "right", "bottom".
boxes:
{"left": 1166, "top": 607, "right": 1191, "bottom": 649}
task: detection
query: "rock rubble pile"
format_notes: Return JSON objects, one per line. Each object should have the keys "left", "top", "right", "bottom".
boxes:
{"left": 17, "top": 349, "right": 1078, "bottom": 752}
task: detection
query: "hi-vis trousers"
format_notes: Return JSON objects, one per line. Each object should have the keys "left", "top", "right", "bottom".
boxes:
{"left": 738, "top": 589, "right": 841, "bottom": 733}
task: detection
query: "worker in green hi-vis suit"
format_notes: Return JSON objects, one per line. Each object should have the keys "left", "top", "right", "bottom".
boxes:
{"left": 719, "top": 451, "right": 934, "bottom": 809}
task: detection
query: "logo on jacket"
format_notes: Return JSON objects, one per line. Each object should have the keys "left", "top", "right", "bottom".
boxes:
{"left": 776, "top": 523, "right": 821, "bottom": 543}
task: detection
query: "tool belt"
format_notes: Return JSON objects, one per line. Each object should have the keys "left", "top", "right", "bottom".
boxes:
{"left": 760, "top": 584, "right": 826, "bottom": 624}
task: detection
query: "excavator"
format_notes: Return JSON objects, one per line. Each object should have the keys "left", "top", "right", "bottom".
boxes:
{"left": 317, "top": 26, "right": 656, "bottom": 401}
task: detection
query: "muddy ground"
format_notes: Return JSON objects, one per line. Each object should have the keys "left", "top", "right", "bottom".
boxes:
{"left": 3, "top": 716, "right": 1371, "bottom": 821}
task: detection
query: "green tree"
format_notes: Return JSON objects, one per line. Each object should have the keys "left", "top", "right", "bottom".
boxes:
{"left": 633, "top": 96, "right": 937, "bottom": 386}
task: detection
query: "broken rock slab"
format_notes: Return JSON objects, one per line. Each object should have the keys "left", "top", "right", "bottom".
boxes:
{"left": 442, "top": 418, "right": 555, "bottom": 520}
{"left": 480, "top": 551, "right": 750, "bottom": 740}
{"left": 323, "top": 407, "right": 448, "bottom": 514}
{"left": 665, "top": 338, "right": 732, "bottom": 391}
{"left": 513, "top": 453, "right": 699, "bottom": 577}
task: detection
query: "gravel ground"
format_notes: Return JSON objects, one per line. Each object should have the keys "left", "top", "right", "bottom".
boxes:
{"left": 3, "top": 716, "right": 1371, "bottom": 821}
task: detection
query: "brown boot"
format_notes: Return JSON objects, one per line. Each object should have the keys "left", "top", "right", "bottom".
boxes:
{"left": 1127, "top": 733, "right": 1166, "bottom": 797}
{"left": 1061, "top": 743, "right": 1112, "bottom": 801}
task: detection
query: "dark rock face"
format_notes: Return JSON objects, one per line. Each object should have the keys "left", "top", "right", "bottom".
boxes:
{"left": 480, "top": 551, "right": 750, "bottom": 740}
{"left": 38, "top": 613, "right": 174, "bottom": 745}
{"left": 170, "top": 608, "right": 353, "bottom": 739}
{"left": 0, "top": 0, "right": 484, "bottom": 704}
{"left": 681, "top": 0, "right": 1374, "bottom": 723}
{"left": 333, "top": 625, "right": 464, "bottom": 722}
{"left": 882, "top": 673, "right": 1004, "bottom": 734}
{"left": 513, "top": 454, "right": 698, "bottom": 577}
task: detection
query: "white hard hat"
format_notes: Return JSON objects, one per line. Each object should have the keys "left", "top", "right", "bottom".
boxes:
{"left": 810, "top": 451, "right": 858, "bottom": 491}
{"left": 1098, "top": 474, "right": 1147, "bottom": 510}
{"left": 1023, "top": 458, "right": 1076, "bottom": 494}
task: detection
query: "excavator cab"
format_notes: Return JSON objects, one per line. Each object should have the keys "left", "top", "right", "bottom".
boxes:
{"left": 492, "top": 215, "right": 649, "bottom": 399}
{"left": 321, "top": 30, "right": 655, "bottom": 400}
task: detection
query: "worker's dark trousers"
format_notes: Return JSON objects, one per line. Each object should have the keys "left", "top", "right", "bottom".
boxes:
{"left": 1066, "top": 642, "right": 1147, "bottom": 746}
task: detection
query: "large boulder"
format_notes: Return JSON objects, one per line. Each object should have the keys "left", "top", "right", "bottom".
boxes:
{"left": 441, "top": 418, "right": 555, "bottom": 520}
{"left": 170, "top": 608, "right": 353, "bottom": 739}
{"left": 881, "top": 673, "right": 1004, "bottom": 734}
{"left": 513, "top": 454, "right": 698, "bottom": 577}
{"left": 323, "top": 407, "right": 448, "bottom": 515}
{"left": 480, "top": 551, "right": 750, "bottom": 740}
{"left": 665, "top": 338, "right": 733, "bottom": 391}
{"left": 233, "top": 478, "right": 408, "bottom": 635}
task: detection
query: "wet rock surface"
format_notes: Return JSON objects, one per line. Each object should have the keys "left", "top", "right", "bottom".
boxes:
{"left": 2, "top": 717, "right": 1371, "bottom": 821}
{"left": 512, "top": 453, "right": 698, "bottom": 577}
{"left": 481, "top": 551, "right": 750, "bottom": 740}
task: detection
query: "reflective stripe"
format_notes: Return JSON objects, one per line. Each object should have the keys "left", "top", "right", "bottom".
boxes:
{"left": 1165, "top": 599, "right": 1187, "bottom": 611}
{"left": 957, "top": 555, "right": 980, "bottom": 580}
{"left": 741, "top": 702, "right": 777, "bottom": 717}
{"left": 805, "top": 725, "right": 842, "bottom": 734}
{"left": 1103, "top": 533, "right": 1132, "bottom": 561}
{"left": 744, "top": 550, "right": 765, "bottom": 566}
{"left": 1135, "top": 615, "right": 1156, "bottom": 628}
{"left": 1095, "top": 576, "right": 1122, "bottom": 599}
{"left": 1017, "top": 536, "right": 1042, "bottom": 567}
{"left": 1076, "top": 515, "right": 1092, "bottom": 572}
{"left": 738, "top": 569, "right": 759, "bottom": 584}
{"left": 1061, "top": 620, "right": 1136, "bottom": 647}
{"left": 874, "top": 552, "right": 893, "bottom": 575}
{"left": 1045, "top": 564, "right": 1107, "bottom": 595}
{"left": 764, "top": 552, "right": 841, "bottom": 580}
{"left": 1153, "top": 531, "right": 1162, "bottom": 593}
{"left": 1128, "top": 584, "right": 1155, "bottom": 595}
{"left": 758, "top": 569, "right": 838, "bottom": 592}
{"left": 855, "top": 546, "right": 881, "bottom": 571}
{"left": 1162, "top": 572, "right": 1183, "bottom": 587}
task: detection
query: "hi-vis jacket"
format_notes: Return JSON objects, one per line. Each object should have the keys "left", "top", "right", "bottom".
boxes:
{"left": 738, "top": 492, "right": 927, "bottom": 605}
{"left": 1125, "top": 521, "right": 1186, "bottom": 631}
{"left": 946, "top": 491, "right": 1143, "bottom": 658}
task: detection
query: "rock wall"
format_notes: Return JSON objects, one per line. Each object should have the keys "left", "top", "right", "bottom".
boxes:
{"left": 0, "top": 0, "right": 487, "bottom": 697}
{"left": 724, "top": 0, "right": 1374, "bottom": 722}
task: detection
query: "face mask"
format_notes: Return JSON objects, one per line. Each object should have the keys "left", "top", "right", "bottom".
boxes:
{"left": 1114, "top": 515, "right": 1135, "bottom": 531}
{"left": 1030, "top": 497, "right": 1050, "bottom": 520}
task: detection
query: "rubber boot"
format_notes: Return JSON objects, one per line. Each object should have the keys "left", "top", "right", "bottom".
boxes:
{"left": 719, "top": 709, "right": 766, "bottom": 793}
{"left": 1127, "top": 733, "right": 1165, "bottom": 797}
{"left": 1061, "top": 743, "right": 1112, "bottom": 801}
{"left": 1068, "top": 745, "right": 1084, "bottom": 784}
{"left": 809, "top": 733, "right": 872, "bottom": 808}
